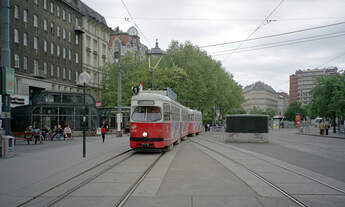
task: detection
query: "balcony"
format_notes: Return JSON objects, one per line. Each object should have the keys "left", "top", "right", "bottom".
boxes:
{"left": 86, "top": 47, "right": 91, "bottom": 53}
{"left": 93, "top": 50, "right": 98, "bottom": 55}
{"left": 74, "top": 26, "right": 84, "bottom": 34}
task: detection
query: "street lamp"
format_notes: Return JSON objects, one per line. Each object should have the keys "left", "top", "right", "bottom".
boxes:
{"left": 79, "top": 71, "right": 91, "bottom": 158}
{"left": 114, "top": 39, "right": 122, "bottom": 137}
{"left": 147, "top": 39, "right": 166, "bottom": 89}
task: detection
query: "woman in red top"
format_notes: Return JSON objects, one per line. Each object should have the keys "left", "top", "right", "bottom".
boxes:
{"left": 101, "top": 124, "right": 106, "bottom": 143}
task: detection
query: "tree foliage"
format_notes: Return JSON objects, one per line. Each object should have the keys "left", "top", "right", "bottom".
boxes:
{"left": 101, "top": 41, "right": 244, "bottom": 122}
{"left": 309, "top": 74, "right": 345, "bottom": 118}
{"left": 284, "top": 101, "right": 307, "bottom": 121}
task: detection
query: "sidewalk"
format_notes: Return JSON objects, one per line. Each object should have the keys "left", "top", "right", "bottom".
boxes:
{"left": 299, "top": 126, "right": 345, "bottom": 139}
{"left": 0, "top": 134, "right": 130, "bottom": 207}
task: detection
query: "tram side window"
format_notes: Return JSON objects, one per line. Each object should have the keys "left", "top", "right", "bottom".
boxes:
{"left": 163, "top": 103, "right": 170, "bottom": 121}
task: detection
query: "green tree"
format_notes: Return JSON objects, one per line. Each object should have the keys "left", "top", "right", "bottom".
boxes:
{"left": 249, "top": 106, "right": 265, "bottom": 114}
{"left": 284, "top": 101, "right": 306, "bottom": 121}
{"left": 309, "top": 74, "right": 345, "bottom": 132}
{"left": 100, "top": 41, "right": 245, "bottom": 122}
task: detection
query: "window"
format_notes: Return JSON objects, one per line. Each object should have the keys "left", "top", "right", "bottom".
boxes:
{"left": 50, "top": 65, "right": 54, "bottom": 76}
{"left": 44, "top": 19, "right": 47, "bottom": 31}
{"left": 75, "top": 18, "right": 79, "bottom": 26}
{"left": 23, "top": 9, "right": 28, "bottom": 22}
{"left": 63, "top": 48, "right": 66, "bottom": 59}
{"left": 63, "top": 10, "right": 65, "bottom": 20}
{"left": 24, "top": 56, "right": 28, "bottom": 70}
{"left": 132, "top": 106, "right": 162, "bottom": 122}
{"left": 57, "top": 45, "right": 60, "bottom": 57}
{"left": 68, "top": 49, "right": 71, "bottom": 60}
{"left": 14, "top": 54, "right": 20, "bottom": 68}
{"left": 34, "top": 15, "right": 38, "bottom": 28}
{"left": 44, "top": 0, "right": 47, "bottom": 9}
{"left": 50, "top": 2, "right": 54, "bottom": 13}
{"left": 57, "top": 67, "right": 60, "bottom": 78}
{"left": 75, "top": 34, "right": 79, "bottom": 45}
{"left": 34, "top": 36, "right": 38, "bottom": 49}
{"left": 57, "top": 6, "right": 60, "bottom": 17}
{"left": 43, "top": 40, "right": 48, "bottom": 52}
{"left": 14, "top": 5, "right": 19, "bottom": 19}
{"left": 14, "top": 29, "right": 19, "bottom": 43}
{"left": 50, "top": 42, "right": 54, "bottom": 55}
{"left": 163, "top": 103, "right": 170, "bottom": 121}
{"left": 75, "top": 53, "right": 79, "bottom": 63}
{"left": 50, "top": 22, "right": 54, "bottom": 33}
{"left": 43, "top": 62, "right": 47, "bottom": 75}
{"left": 68, "top": 70, "right": 71, "bottom": 80}
{"left": 63, "top": 68, "right": 66, "bottom": 79}
{"left": 34, "top": 60, "right": 38, "bottom": 75}
{"left": 68, "top": 32, "right": 71, "bottom": 42}
{"left": 63, "top": 28, "right": 66, "bottom": 39}
{"left": 34, "top": 0, "right": 38, "bottom": 5}
{"left": 68, "top": 13, "right": 71, "bottom": 23}
{"left": 76, "top": 72, "right": 79, "bottom": 81}
{"left": 57, "top": 26, "right": 60, "bottom": 37}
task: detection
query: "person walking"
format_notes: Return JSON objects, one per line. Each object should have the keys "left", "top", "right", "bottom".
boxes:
{"left": 325, "top": 120, "right": 330, "bottom": 135}
{"left": 101, "top": 124, "right": 106, "bottom": 143}
{"left": 319, "top": 121, "right": 325, "bottom": 135}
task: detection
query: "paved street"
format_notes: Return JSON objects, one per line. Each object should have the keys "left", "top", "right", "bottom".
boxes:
{"left": 1, "top": 129, "right": 345, "bottom": 206}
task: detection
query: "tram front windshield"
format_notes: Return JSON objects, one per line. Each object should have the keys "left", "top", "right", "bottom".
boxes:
{"left": 132, "top": 106, "right": 162, "bottom": 122}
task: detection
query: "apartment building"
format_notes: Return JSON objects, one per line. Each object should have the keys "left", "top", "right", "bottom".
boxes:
{"left": 289, "top": 67, "right": 339, "bottom": 105}
{"left": 242, "top": 81, "right": 278, "bottom": 113}
{"left": 0, "top": 0, "right": 83, "bottom": 106}
{"left": 79, "top": 2, "right": 112, "bottom": 102}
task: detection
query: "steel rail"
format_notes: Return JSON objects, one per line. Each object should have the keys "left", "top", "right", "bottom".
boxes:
{"left": 114, "top": 152, "right": 165, "bottom": 207}
{"left": 206, "top": 133, "right": 345, "bottom": 195}
{"left": 192, "top": 139, "right": 309, "bottom": 207}
{"left": 17, "top": 149, "right": 132, "bottom": 207}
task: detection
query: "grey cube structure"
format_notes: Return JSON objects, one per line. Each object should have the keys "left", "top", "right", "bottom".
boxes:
{"left": 224, "top": 114, "right": 269, "bottom": 143}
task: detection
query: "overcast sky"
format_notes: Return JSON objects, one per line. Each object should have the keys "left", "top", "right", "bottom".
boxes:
{"left": 83, "top": 0, "right": 345, "bottom": 93}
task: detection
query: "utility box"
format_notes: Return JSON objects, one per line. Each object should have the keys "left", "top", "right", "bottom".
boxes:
{"left": 1, "top": 135, "right": 15, "bottom": 158}
{"left": 225, "top": 114, "right": 269, "bottom": 143}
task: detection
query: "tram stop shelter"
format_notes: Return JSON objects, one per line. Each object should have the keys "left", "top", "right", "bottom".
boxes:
{"left": 11, "top": 91, "right": 99, "bottom": 132}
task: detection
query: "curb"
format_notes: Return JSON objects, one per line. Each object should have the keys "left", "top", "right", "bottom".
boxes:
{"left": 298, "top": 133, "right": 345, "bottom": 139}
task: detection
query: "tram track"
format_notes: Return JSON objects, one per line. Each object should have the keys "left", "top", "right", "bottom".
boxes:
{"left": 113, "top": 152, "right": 165, "bottom": 207}
{"left": 191, "top": 138, "right": 309, "bottom": 207}
{"left": 17, "top": 149, "right": 133, "bottom": 207}
{"left": 205, "top": 133, "right": 345, "bottom": 195}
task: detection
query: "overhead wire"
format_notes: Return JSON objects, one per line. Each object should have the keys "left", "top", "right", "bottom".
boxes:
{"left": 200, "top": 21, "right": 345, "bottom": 48}
{"left": 120, "top": 0, "right": 153, "bottom": 48}
{"left": 316, "top": 52, "right": 345, "bottom": 68}
{"left": 224, "top": 0, "right": 285, "bottom": 57}
{"left": 210, "top": 31, "right": 345, "bottom": 55}
{"left": 212, "top": 32, "right": 345, "bottom": 56}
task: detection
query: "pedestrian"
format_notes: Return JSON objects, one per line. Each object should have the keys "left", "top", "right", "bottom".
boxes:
{"left": 64, "top": 125, "right": 72, "bottom": 140}
{"left": 325, "top": 120, "right": 330, "bottom": 135}
{"left": 101, "top": 124, "right": 106, "bottom": 143}
{"left": 319, "top": 121, "right": 325, "bottom": 135}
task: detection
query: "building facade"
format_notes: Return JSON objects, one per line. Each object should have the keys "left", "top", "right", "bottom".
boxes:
{"left": 79, "top": 2, "right": 112, "bottom": 102}
{"left": 108, "top": 26, "right": 148, "bottom": 63}
{"left": 0, "top": 0, "right": 83, "bottom": 107}
{"left": 276, "top": 92, "right": 289, "bottom": 115}
{"left": 242, "top": 81, "right": 278, "bottom": 113}
{"left": 289, "top": 67, "right": 339, "bottom": 105}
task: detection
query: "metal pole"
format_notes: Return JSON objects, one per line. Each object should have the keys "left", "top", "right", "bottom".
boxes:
{"left": 1, "top": 0, "right": 11, "bottom": 135}
{"left": 83, "top": 83, "right": 86, "bottom": 158}
{"left": 117, "top": 40, "right": 122, "bottom": 137}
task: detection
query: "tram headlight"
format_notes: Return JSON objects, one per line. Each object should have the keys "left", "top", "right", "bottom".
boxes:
{"left": 142, "top": 131, "right": 148, "bottom": 137}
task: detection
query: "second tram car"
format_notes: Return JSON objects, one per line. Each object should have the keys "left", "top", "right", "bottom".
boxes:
{"left": 129, "top": 90, "right": 202, "bottom": 151}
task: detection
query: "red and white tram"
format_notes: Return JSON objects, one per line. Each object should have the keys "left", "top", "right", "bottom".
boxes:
{"left": 129, "top": 90, "right": 202, "bottom": 151}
